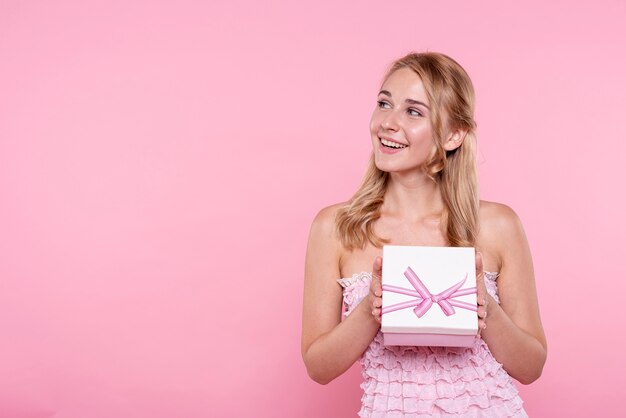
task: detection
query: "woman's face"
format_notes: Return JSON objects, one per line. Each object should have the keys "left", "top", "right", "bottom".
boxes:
{"left": 370, "top": 67, "right": 435, "bottom": 174}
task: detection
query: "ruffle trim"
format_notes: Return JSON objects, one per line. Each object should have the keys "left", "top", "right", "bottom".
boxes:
{"left": 336, "top": 271, "right": 373, "bottom": 288}
{"left": 358, "top": 337, "right": 526, "bottom": 417}
{"left": 337, "top": 272, "right": 521, "bottom": 416}
{"left": 336, "top": 273, "right": 372, "bottom": 317}
{"left": 337, "top": 271, "right": 499, "bottom": 289}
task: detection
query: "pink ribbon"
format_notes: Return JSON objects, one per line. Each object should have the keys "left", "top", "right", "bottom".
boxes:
{"left": 381, "top": 267, "right": 477, "bottom": 317}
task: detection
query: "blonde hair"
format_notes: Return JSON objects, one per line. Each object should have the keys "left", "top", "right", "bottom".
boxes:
{"left": 335, "top": 52, "right": 479, "bottom": 250}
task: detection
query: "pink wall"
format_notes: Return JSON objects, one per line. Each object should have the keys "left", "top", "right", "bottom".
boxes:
{"left": 1, "top": 1, "right": 625, "bottom": 417}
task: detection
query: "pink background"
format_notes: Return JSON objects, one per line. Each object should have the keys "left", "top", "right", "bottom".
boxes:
{"left": 1, "top": 1, "right": 625, "bottom": 417}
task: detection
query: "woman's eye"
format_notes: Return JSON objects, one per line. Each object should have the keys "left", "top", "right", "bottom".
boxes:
{"left": 408, "top": 108, "right": 423, "bottom": 117}
{"left": 377, "top": 100, "right": 391, "bottom": 109}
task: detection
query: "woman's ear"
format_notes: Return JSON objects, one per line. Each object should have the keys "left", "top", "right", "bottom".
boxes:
{"left": 443, "top": 128, "right": 468, "bottom": 152}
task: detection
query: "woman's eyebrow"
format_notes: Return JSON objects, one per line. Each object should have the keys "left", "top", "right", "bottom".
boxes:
{"left": 405, "top": 98, "right": 430, "bottom": 110}
{"left": 378, "top": 90, "right": 430, "bottom": 110}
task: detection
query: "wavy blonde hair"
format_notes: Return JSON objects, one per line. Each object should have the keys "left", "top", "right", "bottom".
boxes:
{"left": 335, "top": 52, "right": 479, "bottom": 250}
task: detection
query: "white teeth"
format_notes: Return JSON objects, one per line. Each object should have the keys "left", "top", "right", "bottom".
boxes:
{"left": 381, "top": 138, "right": 407, "bottom": 148}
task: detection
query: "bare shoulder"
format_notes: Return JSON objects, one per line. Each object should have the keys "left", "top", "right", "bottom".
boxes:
{"left": 309, "top": 202, "right": 347, "bottom": 241}
{"left": 307, "top": 201, "right": 349, "bottom": 260}
{"left": 311, "top": 202, "right": 346, "bottom": 226}
{"left": 479, "top": 200, "right": 524, "bottom": 234}
{"left": 479, "top": 200, "right": 530, "bottom": 270}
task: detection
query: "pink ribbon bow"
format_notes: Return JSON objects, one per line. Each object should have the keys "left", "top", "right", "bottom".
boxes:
{"left": 381, "top": 267, "right": 477, "bottom": 317}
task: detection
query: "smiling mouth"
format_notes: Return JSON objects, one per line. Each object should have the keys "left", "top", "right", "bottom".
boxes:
{"left": 379, "top": 137, "right": 408, "bottom": 149}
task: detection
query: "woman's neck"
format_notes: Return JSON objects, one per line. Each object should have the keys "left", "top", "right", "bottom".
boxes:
{"left": 381, "top": 171, "right": 444, "bottom": 224}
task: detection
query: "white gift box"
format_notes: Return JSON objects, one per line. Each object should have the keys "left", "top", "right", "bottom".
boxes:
{"left": 381, "top": 245, "right": 478, "bottom": 347}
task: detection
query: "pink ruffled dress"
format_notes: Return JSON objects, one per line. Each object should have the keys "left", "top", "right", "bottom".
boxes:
{"left": 337, "top": 271, "right": 527, "bottom": 417}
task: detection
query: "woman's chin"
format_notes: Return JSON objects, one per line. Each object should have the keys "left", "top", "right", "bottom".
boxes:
{"left": 374, "top": 160, "right": 424, "bottom": 176}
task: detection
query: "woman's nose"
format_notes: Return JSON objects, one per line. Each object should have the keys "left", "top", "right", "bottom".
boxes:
{"left": 381, "top": 110, "right": 400, "bottom": 131}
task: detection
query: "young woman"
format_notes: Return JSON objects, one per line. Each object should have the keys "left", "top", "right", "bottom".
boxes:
{"left": 301, "top": 52, "right": 547, "bottom": 417}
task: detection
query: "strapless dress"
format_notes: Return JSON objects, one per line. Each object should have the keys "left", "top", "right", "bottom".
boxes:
{"left": 336, "top": 271, "right": 527, "bottom": 417}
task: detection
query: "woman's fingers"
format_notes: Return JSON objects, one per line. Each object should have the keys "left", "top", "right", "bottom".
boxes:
{"left": 478, "top": 318, "right": 486, "bottom": 334}
{"left": 475, "top": 251, "right": 483, "bottom": 275}
{"left": 372, "top": 256, "right": 383, "bottom": 297}
{"left": 370, "top": 294, "right": 382, "bottom": 316}
{"left": 370, "top": 284, "right": 382, "bottom": 300}
{"left": 370, "top": 309, "right": 381, "bottom": 322}
{"left": 373, "top": 255, "right": 383, "bottom": 274}
{"left": 475, "top": 251, "right": 488, "bottom": 336}
{"left": 477, "top": 289, "right": 488, "bottom": 318}
{"left": 370, "top": 256, "right": 384, "bottom": 322}
{"left": 477, "top": 296, "right": 487, "bottom": 334}
{"left": 475, "top": 251, "right": 488, "bottom": 307}
{"left": 477, "top": 288, "right": 487, "bottom": 305}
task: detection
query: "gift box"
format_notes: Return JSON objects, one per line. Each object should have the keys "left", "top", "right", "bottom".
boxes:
{"left": 381, "top": 245, "right": 478, "bottom": 347}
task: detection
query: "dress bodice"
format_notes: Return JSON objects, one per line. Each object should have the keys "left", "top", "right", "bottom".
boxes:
{"left": 336, "top": 271, "right": 528, "bottom": 417}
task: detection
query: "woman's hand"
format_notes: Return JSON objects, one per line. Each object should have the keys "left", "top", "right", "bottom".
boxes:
{"left": 367, "top": 256, "right": 384, "bottom": 324}
{"left": 476, "top": 251, "right": 489, "bottom": 335}
{"left": 367, "top": 253, "right": 487, "bottom": 329}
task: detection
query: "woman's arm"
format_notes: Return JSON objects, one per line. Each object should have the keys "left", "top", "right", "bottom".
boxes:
{"left": 301, "top": 205, "right": 380, "bottom": 385}
{"left": 480, "top": 203, "right": 547, "bottom": 384}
